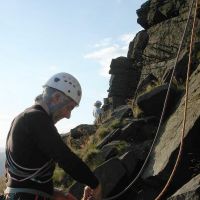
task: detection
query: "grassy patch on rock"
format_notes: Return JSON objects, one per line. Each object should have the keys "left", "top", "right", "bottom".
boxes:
{"left": 53, "top": 166, "right": 75, "bottom": 191}
{"left": 114, "top": 141, "right": 130, "bottom": 156}
{"left": 128, "top": 100, "right": 143, "bottom": 118}
{"left": 56, "top": 118, "right": 130, "bottom": 190}
{"left": 0, "top": 176, "right": 6, "bottom": 194}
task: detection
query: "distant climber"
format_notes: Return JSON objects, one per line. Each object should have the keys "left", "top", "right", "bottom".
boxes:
{"left": 93, "top": 100, "right": 103, "bottom": 125}
{"left": 4, "top": 72, "right": 102, "bottom": 200}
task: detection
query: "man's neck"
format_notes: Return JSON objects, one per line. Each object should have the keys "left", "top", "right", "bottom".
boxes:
{"left": 35, "top": 96, "right": 50, "bottom": 116}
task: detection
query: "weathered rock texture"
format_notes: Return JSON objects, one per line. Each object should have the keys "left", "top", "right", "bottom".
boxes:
{"left": 107, "top": 57, "right": 141, "bottom": 109}
{"left": 168, "top": 174, "right": 200, "bottom": 200}
{"left": 143, "top": 63, "right": 200, "bottom": 179}
{"left": 61, "top": 124, "right": 97, "bottom": 150}
{"left": 102, "top": 0, "right": 200, "bottom": 119}
{"left": 135, "top": 0, "right": 200, "bottom": 82}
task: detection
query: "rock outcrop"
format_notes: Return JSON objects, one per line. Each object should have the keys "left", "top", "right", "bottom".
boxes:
{"left": 168, "top": 174, "right": 200, "bottom": 200}
{"left": 107, "top": 57, "right": 141, "bottom": 109}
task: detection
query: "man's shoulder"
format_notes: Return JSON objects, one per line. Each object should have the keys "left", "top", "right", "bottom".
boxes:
{"left": 24, "top": 105, "right": 49, "bottom": 120}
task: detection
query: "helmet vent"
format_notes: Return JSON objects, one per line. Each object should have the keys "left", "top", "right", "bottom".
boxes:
{"left": 77, "top": 90, "right": 81, "bottom": 96}
{"left": 54, "top": 78, "right": 60, "bottom": 82}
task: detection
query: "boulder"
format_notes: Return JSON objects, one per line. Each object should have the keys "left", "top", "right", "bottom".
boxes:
{"left": 136, "top": 73, "right": 158, "bottom": 95}
{"left": 127, "top": 30, "right": 149, "bottom": 61}
{"left": 136, "top": 1, "right": 151, "bottom": 29}
{"left": 108, "top": 71, "right": 138, "bottom": 106}
{"left": 139, "top": 7, "right": 195, "bottom": 82}
{"left": 108, "top": 57, "right": 141, "bottom": 108}
{"left": 94, "top": 158, "right": 126, "bottom": 197}
{"left": 109, "top": 57, "right": 133, "bottom": 74}
{"left": 98, "top": 117, "right": 157, "bottom": 148}
{"left": 131, "top": 180, "right": 163, "bottom": 200}
{"left": 111, "top": 105, "right": 133, "bottom": 120}
{"left": 130, "top": 140, "right": 153, "bottom": 161}
{"left": 167, "top": 174, "right": 200, "bottom": 200}
{"left": 108, "top": 96, "right": 126, "bottom": 109}
{"left": 70, "top": 124, "right": 96, "bottom": 139}
{"left": 69, "top": 157, "right": 126, "bottom": 199}
{"left": 101, "top": 143, "right": 119, "bottom": 160}
{"left": 120, "top": 117, "right": 158, "bottom": 142}
{"left": 142, "top": 64, "right": 200, "bottom": 180}
{"left": 162, "top": 50, "right": 189, "bottom": 84}
{"left": 137, "top": 0, "right": 188, "bottom": 29}
{"left": 162, "top": 46, "right": 200, "bottom": 84}
{"left": 119, "top": 150, "right": 139, "bottom": 177}
{"left": 136, "top": 84, "right": 181, "bottom": 118}
{"left": 97, "top": 128, "right": 121, "bottom": 149}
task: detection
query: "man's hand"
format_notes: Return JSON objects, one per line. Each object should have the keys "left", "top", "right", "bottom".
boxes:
{"left": 82, "top": 186, "right": 93, "bottom": 200}
{"left": 54, "top": 189, "right": 78, "bottom": 200}
{"left": 82, "top": 184, "right": 102, "bottom": 200}
{"left": 92, "top": 184, "right": 102, "bottom": 200}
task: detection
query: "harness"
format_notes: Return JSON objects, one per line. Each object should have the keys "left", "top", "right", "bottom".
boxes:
{"left": 4, "top": 188, "right": 78, "bottom": 200}
{"left": 6, "top": 148, "right": 55, "bottom": 184}
{"left": 5, "top": 147, "right": 55, "bottom": 199}
{"left": 4, "top": 187, "right": 52, "bottom": 199}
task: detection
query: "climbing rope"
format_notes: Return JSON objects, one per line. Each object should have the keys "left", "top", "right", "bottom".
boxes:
{"left": 155, "top": 0, "right": 198, "bottom": 199}
{"left": 103, "top": 0, "right": 196, "bottom": 199}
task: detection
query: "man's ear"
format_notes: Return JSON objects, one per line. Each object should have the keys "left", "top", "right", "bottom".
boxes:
{"left": 52, "top": 92, "right": 61, "bottom": 104}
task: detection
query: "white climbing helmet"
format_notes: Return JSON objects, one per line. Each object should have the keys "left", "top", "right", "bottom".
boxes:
{"left": 94, "top": 100, "right": 102, "bottom": 107}
{"left": 44, "top": 72, "right": 82, "bottom": 105}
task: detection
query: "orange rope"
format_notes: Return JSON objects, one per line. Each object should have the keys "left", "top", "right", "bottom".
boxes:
{"left": 155, "top": 0, "right": 198, "bottom": 199}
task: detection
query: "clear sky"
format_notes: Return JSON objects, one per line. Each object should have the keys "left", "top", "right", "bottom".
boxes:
{"left": 0, "top": 0, "right": 146, "bottom": 150}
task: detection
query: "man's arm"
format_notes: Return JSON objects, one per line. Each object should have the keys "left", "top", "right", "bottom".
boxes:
{"left": 29, "top": 110, "right": 99, "bottom": 189}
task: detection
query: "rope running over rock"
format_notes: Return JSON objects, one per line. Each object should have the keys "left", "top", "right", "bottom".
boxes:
{"left": 155, "top": 0, "right": 198, "bottom": 199}
{"left": 103, "top": 0, "right": 196, "bottom": 199}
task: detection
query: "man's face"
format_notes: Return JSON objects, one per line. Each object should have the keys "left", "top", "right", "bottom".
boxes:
{"left": 60, "top": 101, "right": 77, "bottom": 119}
{"left": 54, "top": 100, "right": 77, "bottom": 123}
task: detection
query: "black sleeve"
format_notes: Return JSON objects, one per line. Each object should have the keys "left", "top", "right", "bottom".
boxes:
{"left": 27, "top": 111, "right": 99, "bottom": 189}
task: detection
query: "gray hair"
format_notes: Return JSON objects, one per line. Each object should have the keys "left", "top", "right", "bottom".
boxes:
{"left": 35, "top": 87, "right": 73, "bottom": 116}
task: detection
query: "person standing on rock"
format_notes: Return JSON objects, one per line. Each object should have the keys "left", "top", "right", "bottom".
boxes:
{"left": 4, "top": 72, "right": 102, "bottom": 200}
{"left": 93, "top": 101, "right": 102, "bottom": 125}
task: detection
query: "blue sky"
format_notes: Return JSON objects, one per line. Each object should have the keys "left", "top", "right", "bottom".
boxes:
{"left": 0, "top": 0, "right": 146, "bottom": 149}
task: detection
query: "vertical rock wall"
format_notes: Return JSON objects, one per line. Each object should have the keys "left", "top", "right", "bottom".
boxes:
{"left": 105, "top": 0, "right": 200, "bottom": 113}
{"left": 133, "top": 0, "right": 200, "bottom": 82}
{"left": 107, "top": 57, "right": 141, "bottom": 109}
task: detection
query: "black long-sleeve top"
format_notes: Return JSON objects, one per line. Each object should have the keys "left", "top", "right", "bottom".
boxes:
{"left": 6, "top": 105, "right": 99, "bottom": 195}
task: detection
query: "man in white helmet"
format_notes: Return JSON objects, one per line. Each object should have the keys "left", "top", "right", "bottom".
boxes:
{"left": 93, "top": 101, "right": 102, "bottom": 125}
{"left": 4, "top": 73, "right": 102, "bottom": 200}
